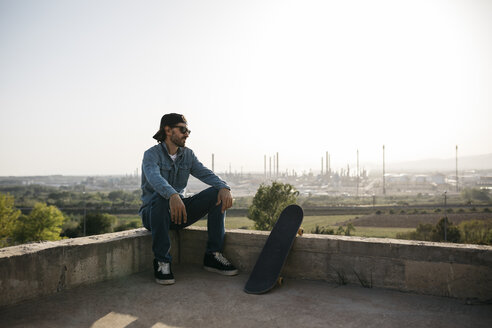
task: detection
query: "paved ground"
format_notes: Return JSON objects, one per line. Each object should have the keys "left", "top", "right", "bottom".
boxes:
{"left": 1, "top": 264, "right": 491, "bottom": 328}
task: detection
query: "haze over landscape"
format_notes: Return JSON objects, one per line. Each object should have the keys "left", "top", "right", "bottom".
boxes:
{"left": 1, "top": 0, "right": 491, "bottom": 176}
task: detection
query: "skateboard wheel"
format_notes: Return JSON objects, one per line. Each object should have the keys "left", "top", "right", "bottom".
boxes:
{"left": 298, "top": 228, "right": 304, "bottom": 236}
{"left": 277, "top": 277, "right": 283, "bottom": 286}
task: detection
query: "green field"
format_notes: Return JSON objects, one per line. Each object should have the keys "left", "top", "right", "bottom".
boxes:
{"left": 347, "top": 227, "right": 414, "bottom": 238}
{"left": 191, "top": 215, "right": 413, "bottom": 239}
{"left": 115, "top": 214, "right": 413, "bottom": 239}
{"left": 193, "top": 216, "right": 254, "bottom": 230}
{"left": 302, "top": 216, "right": 414, "bottom": 238}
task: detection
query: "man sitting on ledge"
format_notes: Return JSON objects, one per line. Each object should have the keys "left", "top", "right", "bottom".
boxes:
{"left": 139, "top": 113, "right": 238, "bottom": 285}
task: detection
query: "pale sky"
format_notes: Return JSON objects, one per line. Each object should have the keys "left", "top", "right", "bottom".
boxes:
{"left": 1, "top": 0, "right": 491, "bottom": 176}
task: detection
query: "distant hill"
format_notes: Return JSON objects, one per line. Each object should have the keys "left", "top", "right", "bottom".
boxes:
{"left": 387, "top": 153, "right": 492, "bottom": 172}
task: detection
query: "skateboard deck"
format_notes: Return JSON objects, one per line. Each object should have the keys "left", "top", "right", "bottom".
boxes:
{"left": 244, "top": 204, "right": 304, "bottom": 294}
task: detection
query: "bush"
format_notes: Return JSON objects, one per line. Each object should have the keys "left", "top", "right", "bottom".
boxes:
{"left": 80, "top": 213, "right": 117, "bottom": 236}
{"left": 114, "top": 220, "right": 141, "bottom": 232}
{"left": 397, "top": 220, "right": 461, "bottom": 243}
{"left": 0, "top": 193, "right": 20, "bottom": 247}
{"left": 396, "top": 230, "right": 416, "bottom": 240}
{"left": 397, "top": 223, "right": 434, "bottom": 241}
{"left": 459, "top": 220, "right": 492, "bottom": 245}
{"left": 13, "top": 203, "right": 66, "bottom": 243}
{"left": 345, "top": 223, "right": 355, "bottom": 236}
{"left": 61, "top": 225, "right": 82, "bottom": 238}
{"left": 311, "top": 225, "right": 334, "bottom": 235}
{"left": 431, "top": 217, "right": 461, "bottom": 243}
{"left": 248, "top": 182, "right": 299, "bottom": 231}
{"left": 61, "top": 218, "right": 82, "bottom": 238}
{"left": 416, "top": 223, "right": 434, "bottom": 241}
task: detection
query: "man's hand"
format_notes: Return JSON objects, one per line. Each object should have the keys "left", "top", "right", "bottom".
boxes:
{"left": 169, "top": 193, "right": 187, "bottom": 225}
{"left": 216, "top": 188, "right": 233, "bottom": 213}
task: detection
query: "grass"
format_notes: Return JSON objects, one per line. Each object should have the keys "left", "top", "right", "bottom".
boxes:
{"left": 116, "top": 214, "right": 256, "bottom": 230}
{"left": 302, "top": 216, "right": 413, "bottom": 238}
{"left": 115, "top": 214, "right": 140, "bottom": 221}
{"left": 114, "top": 214, "right": 142, "bottom": 228}
{"left": 194, "top": 215, "right": 412, "bottom": 239}
{"left": 303, "top": 215, "right": 358, "bottom": 227}
{"left": 194, "top": 215, "right": 358, "bottom": 231}
{"left": 194, "top": 217, "right": 254, "bottom": 230}
{"left": 114, "top": 214, "right": 413, "bottom": 239}
{"left": 349, "top": 227, "right": 414, "bottom": 238}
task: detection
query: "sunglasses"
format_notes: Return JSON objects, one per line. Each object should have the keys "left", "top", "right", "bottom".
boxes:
{"left": 172, "top": 125, "right": 191, "bottom": 135}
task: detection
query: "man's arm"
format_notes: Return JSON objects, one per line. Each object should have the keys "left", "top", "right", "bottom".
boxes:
{"left": 189, "top": 151, "right": 230, "bottom": 190}
{"left": 190, "top": 151, "right": 232, "bottom": 212}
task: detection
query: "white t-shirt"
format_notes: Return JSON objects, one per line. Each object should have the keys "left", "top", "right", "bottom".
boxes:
{"left": 169, "top": 153, "right": 177, "bottom": 162}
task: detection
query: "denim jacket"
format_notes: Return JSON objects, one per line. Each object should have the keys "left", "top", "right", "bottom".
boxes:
{"left": 139, "top": 143, "right": 229, "bottom": 213}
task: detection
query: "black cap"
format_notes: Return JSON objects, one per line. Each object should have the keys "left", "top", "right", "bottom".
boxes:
{"left": 153, "top": 113, "right": 187, "bottom": 141}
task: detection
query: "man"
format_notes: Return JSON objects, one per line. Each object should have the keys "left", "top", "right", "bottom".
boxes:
{"left": 139, "top": 113, "right": 238, "bottom": 285}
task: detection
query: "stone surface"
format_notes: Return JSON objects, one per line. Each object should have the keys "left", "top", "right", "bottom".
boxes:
{"left": 0, "top": 265, "right": 490, "bottom": 328}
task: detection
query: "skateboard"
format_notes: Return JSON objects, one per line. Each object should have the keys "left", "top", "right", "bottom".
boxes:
{"left": 244, "top": 204, "right": 304, "bottom": 294}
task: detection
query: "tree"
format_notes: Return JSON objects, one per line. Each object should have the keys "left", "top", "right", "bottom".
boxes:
{"left": 108, "top": 190, "right": 126, "bottom": 203}
{"left": 431, "top": 217, "right": 461, "bottom": 243}
{"left": 0, "top": 193, "right": 21, "bottom": 247}
{"left": 13, "top": 202, "right": 66, "bottom": 243}
{"left": 248, "top": 182, "right": 299, "bottom": 230}
{"left": 81, "top": 213, "right": 117, "bottom": 236}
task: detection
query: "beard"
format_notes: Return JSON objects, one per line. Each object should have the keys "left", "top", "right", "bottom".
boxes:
{"left": 170, "top": 132, "right": 186, "bottom": 147}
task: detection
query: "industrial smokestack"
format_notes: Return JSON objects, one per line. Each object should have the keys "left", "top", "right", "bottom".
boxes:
{"left": 328, "top": 153, "right": 331, "bottom": 175}
{"left": 456, "top": 145, "right": 459, "bottom": 192}
{"left": 212, "top": 153, "right": 215, "bottom": 172}
{"left": 264, "top": 155, "right": 267, "bottom": 179}
{"left": 276, "top": 152, "right": 279, "bottom": 178}
{"left": 326, "top": 152, "right": 328, "bottom": 176}
{"left": 357, "top": 149, "right": 359, "bottom": 198}
{"left": 272, "top": 154, "right": 276, "bottom": 178}
{"left": 383, "top": 145, "right": 386, "bottom": 196}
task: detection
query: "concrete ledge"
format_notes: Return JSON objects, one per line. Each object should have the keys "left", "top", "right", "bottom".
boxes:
{"left": 1, "top": 227, "right": 491, "bottom": 307}
{"left": 199, "top": 228, "right": 492, "bottom": 300}
{"left": 0, "top": 229, "right": 177, "bottom": 307}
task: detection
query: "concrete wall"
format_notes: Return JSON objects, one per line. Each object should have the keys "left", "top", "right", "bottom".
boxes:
{"left": 184, "top": 227, "right": 492, "bottom": 301}
{"left": 1, "top": 227, "right": 491, "bottom": 307}
{"left": 0, "top": 229, "right": 176, "bottom": 307}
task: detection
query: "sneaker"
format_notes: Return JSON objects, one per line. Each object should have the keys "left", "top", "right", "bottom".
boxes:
{"left": 203, "top": 252, "right": 239, "bottom": 276}
{"left": 153, "top": 259, "right": 175, "bottom": 285}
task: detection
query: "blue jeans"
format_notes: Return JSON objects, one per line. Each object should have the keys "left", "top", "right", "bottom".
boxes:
{"left": 141, "top": 187, "right": 225, "bottom": 263}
